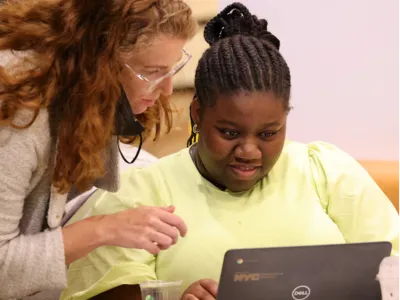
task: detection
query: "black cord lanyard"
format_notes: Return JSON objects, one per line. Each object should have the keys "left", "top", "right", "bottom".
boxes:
{"left": 117, "top": 131, "right": 143, "bottom": 164}
{"left": 116, "top": 85, "right": 145, "bottom": 164}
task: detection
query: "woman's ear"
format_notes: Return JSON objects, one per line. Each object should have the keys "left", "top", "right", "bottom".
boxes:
{"left": 190, "top": 96, "right": 201, "bottom": 126}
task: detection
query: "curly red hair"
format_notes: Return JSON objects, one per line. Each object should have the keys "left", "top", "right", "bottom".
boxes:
{"left": 0, "top": 0, "right": 197, "bottom": 193}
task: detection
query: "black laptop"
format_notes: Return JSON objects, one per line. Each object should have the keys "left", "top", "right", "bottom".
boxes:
{"left": 217, "top": 242, "right": 392, "bottom": 300}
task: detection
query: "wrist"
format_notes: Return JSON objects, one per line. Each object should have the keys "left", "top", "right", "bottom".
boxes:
{"left": 85, "top": 215, "right": 111, "bottom": 248}
{"left": 62, "top": 215, "right": 112, "bottom": 264}
{"left": 90, "top": 214, "right": 114, "bottom": 247}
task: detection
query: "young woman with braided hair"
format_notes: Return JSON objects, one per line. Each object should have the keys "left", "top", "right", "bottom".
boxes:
{"left": 62, "top": 3, "right": 398, "bottom": 300}
{"left": 0, "top": 0, "right": 197, "bottom": 298}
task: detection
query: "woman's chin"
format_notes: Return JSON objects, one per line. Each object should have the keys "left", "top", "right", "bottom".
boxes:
{"left": 132, "top": 105, "right": 148, "bottom": 115}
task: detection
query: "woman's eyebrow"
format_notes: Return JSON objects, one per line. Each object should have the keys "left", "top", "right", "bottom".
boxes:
{"left": 143, "top": 54, "right": 184, "bottom": 69}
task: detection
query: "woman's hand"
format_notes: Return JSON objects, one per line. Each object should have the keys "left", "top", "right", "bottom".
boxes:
{"left": 181, "top": 279, "right": 218, "bottom": 300}
{"left": 99, "top": 205, "right": 187, "bottom": 254}
{"left": 62, "top": 205, "right": 186, "bottom": 264}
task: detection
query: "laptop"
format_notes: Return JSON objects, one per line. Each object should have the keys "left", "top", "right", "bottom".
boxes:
{"left": 217, "top": 242, "right": 392, "bottom": 300}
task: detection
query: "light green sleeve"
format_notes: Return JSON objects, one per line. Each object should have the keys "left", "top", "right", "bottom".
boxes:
{"left": 61, "top": 167, "right": 167, "bottom": 300}
{"left": 308, "top": 142, "right": 399, "bottom": 256}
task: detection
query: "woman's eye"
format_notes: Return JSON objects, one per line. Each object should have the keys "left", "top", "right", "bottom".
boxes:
{"left": 259, "top": 131, "right": 278, "bottom": 138}
{"left": 218, "top": 129, "right": 240, "bottom": 138}
{"left": 145, "top": 69, "right": 160, "bottom": 76}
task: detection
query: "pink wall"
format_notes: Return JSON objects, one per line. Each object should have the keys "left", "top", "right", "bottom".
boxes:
{"left": 220, "top": 0, "right": 399, "bottom": 160}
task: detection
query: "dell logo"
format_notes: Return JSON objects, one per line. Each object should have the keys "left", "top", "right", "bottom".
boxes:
{"left": 292, "top": 285, "right": 311, "bottom": 300}
{"left": 233, "top": 272, "right": 261, "bottom": 282}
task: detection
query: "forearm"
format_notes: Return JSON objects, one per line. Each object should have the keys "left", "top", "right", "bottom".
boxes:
{"left": 62, "top": 215, "right": 108, "bottom": 265}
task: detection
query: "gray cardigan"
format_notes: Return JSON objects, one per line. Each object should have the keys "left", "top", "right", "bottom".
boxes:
{"left": 0, "top": 107, "right": 120, "bottom": 299}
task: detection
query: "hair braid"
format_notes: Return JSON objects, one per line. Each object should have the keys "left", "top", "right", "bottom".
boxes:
{"left": 220, "top": 41, "right": 238, "bottom": 89}
{"left": 188, "top": 2, "right": 291, "bottom": 146}
{"left": 240, "top": 37, "right": 263, "bottom": 90}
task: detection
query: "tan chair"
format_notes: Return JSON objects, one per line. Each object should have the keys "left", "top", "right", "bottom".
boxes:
{"left": 359, "top": 161, "right": 399, "bottom": 212}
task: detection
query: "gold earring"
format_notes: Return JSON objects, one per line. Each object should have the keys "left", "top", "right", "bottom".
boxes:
{"left": 193, "top": 124, "right": 200, "bottom": 134}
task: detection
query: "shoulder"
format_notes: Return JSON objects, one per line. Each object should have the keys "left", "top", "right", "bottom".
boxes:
{"left": 119, "top": 148, "right": 191, "bottom": 198}
{"left": 0, "top": 49, "right": 23, "bottom": 67}
{"left": 280, "top": 140, "right": 369, "bottom": 188}
{"left": 306, "top": 141, "right": 356, "bottom": 165}
{"left": 306, "top": 141, "right": 366, "bottom": 182}
{"left": 123, "top": 148, "right": 191, "bottom": 180}
{"left": 0, "top": 49, "right": 35, "bottom": 72}
{"left": 84, "top": 149, "right": 192, "bottom": 216}
{"left": 0, "top": 50, "right": 50, "bottom": 147}
{"left": 0, "top": 108, "right": 51, "bottom": 147}
{"left": 281, "top": 140, "right": 359, "bottom": 170}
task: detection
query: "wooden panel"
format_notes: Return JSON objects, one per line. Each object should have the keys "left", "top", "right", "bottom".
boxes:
{"left": 143, "top": 90, "right": 194, "bottom": 157}
{"left": 359, "top": 160, "right": 399, "bottom": 212}
{"left": 173, "top": 25, "right": 208, "bottom": 89}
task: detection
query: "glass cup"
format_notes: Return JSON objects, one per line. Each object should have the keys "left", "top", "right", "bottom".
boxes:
{"left": 139, "top": 280, "right": 183, "bottom": 300}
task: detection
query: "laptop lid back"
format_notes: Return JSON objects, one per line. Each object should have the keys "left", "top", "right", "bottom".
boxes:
{"left": 217, "top": 242, "right": 392, "bottom": 300}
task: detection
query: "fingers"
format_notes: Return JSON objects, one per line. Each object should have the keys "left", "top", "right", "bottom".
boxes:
{"left": 157, "top": 209, "right": 188, "bottom": 237}
{"left": 200, "top": 280, "right": 218, "bottom": 297}
{"left": 181, "top": 295, "right": 198, "bottom": 300}
{"left": 114, "top": 205, "right": 187, "bottom": 253}
{"left": 151, "top": 218, "right": 180, "bottom": 244}
{"left": 160, "top": 205, "right": 175, "bottom": 213}
{"left": 148, "top": 230, "right": 174, "bottom": 250}
{"left": 182, "top": 279, "right": 218, "bottom": 300}
{"left": 140, "top": 239, "right": 161, "bottom": 255}
{"left": 183, "top": 290, "right": 214, "bottom": 300}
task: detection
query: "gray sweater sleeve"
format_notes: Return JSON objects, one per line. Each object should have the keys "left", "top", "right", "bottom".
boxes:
{"left": 0, "top": 123, "right": 67, "bottom": 298}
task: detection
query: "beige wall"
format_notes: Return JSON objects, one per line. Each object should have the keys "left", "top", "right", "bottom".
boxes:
{"left": 172, "top": 25, "right": 207, "bottom": 89}
{"left": 184, "top": 0, "right": 218, "bottom": 21}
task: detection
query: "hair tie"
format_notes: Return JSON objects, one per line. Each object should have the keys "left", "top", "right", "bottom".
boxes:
{"left": 218, "top": 8, "right": 244, "bottom": 40}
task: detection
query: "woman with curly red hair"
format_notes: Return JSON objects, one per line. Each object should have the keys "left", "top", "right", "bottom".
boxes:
{"left": 0, "top": 0, "right": 197, "bottom": 298}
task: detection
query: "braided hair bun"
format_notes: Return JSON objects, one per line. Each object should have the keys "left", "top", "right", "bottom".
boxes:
{"left": 204, "top": 2, "right": 280, "bottom": 49}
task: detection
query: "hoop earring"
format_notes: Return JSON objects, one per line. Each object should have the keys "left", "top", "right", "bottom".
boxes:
{"left": 193, "top": 124, "right": 200, "bottom": 134}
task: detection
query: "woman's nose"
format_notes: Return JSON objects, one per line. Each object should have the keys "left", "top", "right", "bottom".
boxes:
{"left": 234, "top": 141, "right": 262, "bottom": 161}
{"left": 160, "top": 76, "right": 173, "bottom": 96}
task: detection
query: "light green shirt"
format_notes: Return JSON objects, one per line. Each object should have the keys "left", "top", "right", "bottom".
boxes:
{"left": 61, "top": 141, "right": 399, "bottom": 300}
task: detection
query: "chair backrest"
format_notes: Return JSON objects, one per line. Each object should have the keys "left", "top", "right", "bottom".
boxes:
{"left": 359, "top": 160, "right": 399, "bottom": 212}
